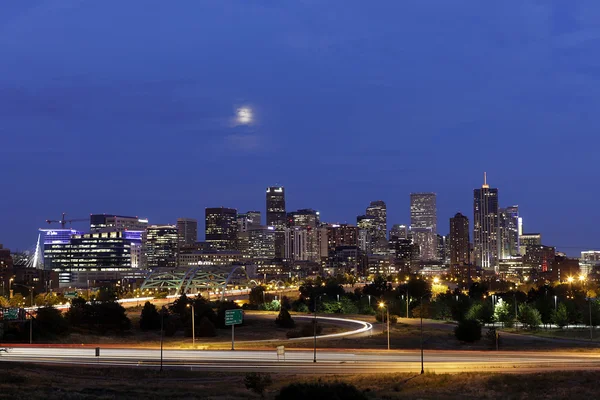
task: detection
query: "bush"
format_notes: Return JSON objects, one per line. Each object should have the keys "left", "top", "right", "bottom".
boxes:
{"left": 455, "top": 319, "right": 482, "bottom": 343}
{"left": 292, "top": 300, "right": 309, "bottom": 313}
{"left": 275, "top": 308, "right": 295, "bottom": 329}
{"left": 244, "top": 372, "right": 272, "bottom": 398}
{"left": 163, "top": 314, "right": 182, "bottom": 337}
{"left": 552, "top": 303, "right": 569, "bottom": 328}
{"left": 276, "top": 382, "right": 367, "bottom": 400}
{"left": 518, "top": 303, "right": 542, "bottom": 330}
{"left": 139, "top": 302, "right": 161, "bottom": 331}
{"left": 375, "top": 313, "right": 398, "bottom": 324}
{"left": 196, "top": 316, "right": 217, "bottom": 337}
{"left": 34, "top": 306, "right": 69, "bottom": 337}
{"left": 466, "top": 301, "right": 495, "bottom": 325}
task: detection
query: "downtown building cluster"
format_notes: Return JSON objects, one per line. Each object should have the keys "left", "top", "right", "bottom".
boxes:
{"left": 1, "top": 177, "right": 599, "bottom": 291}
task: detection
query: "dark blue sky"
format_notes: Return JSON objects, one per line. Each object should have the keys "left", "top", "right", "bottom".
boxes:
{"left": 1, "top": 1, "right": 598, "bottom": 254}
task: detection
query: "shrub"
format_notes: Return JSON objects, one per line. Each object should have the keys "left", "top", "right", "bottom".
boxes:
{"left": 375, "top": 313, "right": 398, "bottom": 324}
{"left": 244, "top": 372, "right": 272, "bottom": 398}
{"left": 276, "top": 382, "right": 367, "bottom": 400}
{"left": 454, "top": 319, "right": 482, "bottom": 343}
{"left": 518, "top": 303, "right": 542, "bottom": 330}
{"left": 552, "top": 303, "right": 569, "bottom": 328}
{"left": 275, "top": 308, "right": 295, "bottom": 329}
{"left": 139, "top": 302, "right": 161, "bottom": 331}
{"left": 196, "top": 316, "right": 217, "bottom": 337}
{"left": 292, "top": 300, "right": 309, "bottom": 313}
{"left": 35, "top": 306, "right": 69, "bottom": 337}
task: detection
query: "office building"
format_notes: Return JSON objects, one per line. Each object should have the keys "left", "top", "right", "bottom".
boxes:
{"left": 90, "top": 214, "right": 148, "bottom": 233}
{"left": 449, "top": 213, "right": 470, "bottom": 281}
{"left": 146, "top": 225, "right": 178, "bottom": 269}
{"left": 287, "top": 209, "right": 320, "bottom": 261}
{"left": 410, "top": 193, "right": 437, "bottom": 260}
{"left": 43, "top": 230, "right": 144, "bottom": 287}
{"left": 205, "top": 207, "right": 238, "bottom": 250}
{"left": 523, "top": 245, "right": 555, "bottom": 272}
{"left": 473, "top": 173, "right": 499, "bottom": 271}
{"left": 237, "top": 211, "right": 261, "bottom": 233}
{"left": 580, "top": 251, "right": 600, "bottom": 275}
{"left": 266, "top": 187, "right": 286, "bottom": 258}
{"left": 326, "top": 224, "right": 359, "bottom": 252}
{"left": 284, "top": 226, "right": 310, "bottom": 261}
{"left": 498, "top": 206, "right": 520, "bottom": 259}
{"left": 366, "top": 201, "right": 388, "bottom": 255}
{"left": 357, "top": 215, "right": 376, "bottom": 254}
{"left": 178, "top": 250, "right": 244, "bottom": 267}
{"left": 519, "top": 233, "right": 542, "bottom": 256}
{"left": 0, "top": 244, "right": 13, "bottom": 295}
{"left": 238, "top": 226, "right": 276, "bottom": 259}
{"left": 437, "top": 234, "right": 448, "bottom": 263}
{"left": 41, "top": 228, "right": 83, "bottom": 271}
{"left": 326, "top": 246, "right": 366, "bottom": 276}
{"left": 389, "top": 224, "right": 408, "bottom": 240}
{"left": 177, "top": 218, "right": 198, "bottom": 248}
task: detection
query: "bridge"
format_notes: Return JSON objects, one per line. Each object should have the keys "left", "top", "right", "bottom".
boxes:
{"left": 140, "top": 265, "right": 260, "bottom": 301}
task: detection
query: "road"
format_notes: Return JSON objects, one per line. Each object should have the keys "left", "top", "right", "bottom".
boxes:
{"left": 2, "top": 347, "right": 600, "bottom": 374}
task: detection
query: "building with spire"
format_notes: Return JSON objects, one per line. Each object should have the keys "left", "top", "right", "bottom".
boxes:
{"left": 473, "top": 173, "right": 499, "bottom": 271}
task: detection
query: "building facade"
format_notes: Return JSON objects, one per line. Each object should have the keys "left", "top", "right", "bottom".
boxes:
{"left": 146, "top": 225, "right": 178, "bottom": 269}
{"left": 473, "top": 174, "right": 499, "bottom": 271}
{"left": 266, "top": 187, "right": 286, "bottom": 258}
{"left": 90, "top": 214, "right": 148, "bottom": 232}
{"left": 205, "top": 207, "right": 238, "bottom": 250}
{"left": 449, "top": 213, "right": 470, "bottom": 281}
{"left": 176, "top": 218, "right": 198, "bottom": 248}
{"left": 519, "top": 233, "right": 542, "bottom": 256}
{"left": 498, "top": 206, "right": 520, "bottom": 259}
{"left": 366, "top": 201, "right": 388, "bottom": 255}
{"left": 410, "top": 193, "right": 437, "bottom": 261}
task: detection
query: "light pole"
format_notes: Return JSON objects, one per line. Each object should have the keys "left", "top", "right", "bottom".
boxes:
{"left": 313, "top": 294, "right": 325, "bottom": 363}
{"left": 187, "top": 303, "right": 195, "bottom": 347}
{"left": 554, "top": 295, "right": 557, "bottom": 312}
{"left": 581, "top": 275, "right": 592, "bottom": 340}
{"left": 13, "top": 283, "right": 34, "bottom": 345}
{"left": 420, "top": 295, "right": 425, "bottom": 374}
{"left": 379, "top": 302, "right": 390, "bottom": 350}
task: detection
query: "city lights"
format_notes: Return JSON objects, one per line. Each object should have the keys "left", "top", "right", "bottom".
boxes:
{"left": 236, "top": 107, "right": 253, "bottom": 125}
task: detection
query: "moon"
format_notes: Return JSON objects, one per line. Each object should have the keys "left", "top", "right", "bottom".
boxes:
{"left": 236, "top": 107, "right": 253, "bottom": 125}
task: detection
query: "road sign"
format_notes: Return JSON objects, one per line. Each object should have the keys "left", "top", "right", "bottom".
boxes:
{"left": 65, "top": 291, "right": 78, "bottom": 298}
{"left": 277, "top": 345, "right": 285, "bottom": 361}
{"left": 225, "top": 309, "right": 243, "bottom": 326}
{"left": 3, "top": 308, "right": 19, "bottom": 320}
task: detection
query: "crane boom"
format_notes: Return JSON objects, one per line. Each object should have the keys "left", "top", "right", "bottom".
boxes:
{"left": 45, "top": 213, "right": 87, "bottom": 229}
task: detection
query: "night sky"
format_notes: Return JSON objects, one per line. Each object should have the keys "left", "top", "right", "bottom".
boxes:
{"left": 1, "top": 1, "right": 598, "bottom": 254}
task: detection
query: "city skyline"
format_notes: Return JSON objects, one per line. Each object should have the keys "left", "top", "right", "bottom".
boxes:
{"left": 2, "top": 2, "right": 599, "bottom": 255}
{"left": 1, "top": 176, "right": 594, "bottom": 259}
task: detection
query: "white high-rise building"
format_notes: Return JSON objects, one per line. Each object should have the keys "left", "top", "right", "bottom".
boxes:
{"left": 410, "top": 193, "right": 437, "bottom": 261}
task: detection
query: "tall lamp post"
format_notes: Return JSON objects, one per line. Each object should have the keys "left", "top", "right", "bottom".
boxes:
{"left": 420, "top": 295, "right": 425, "bottom": 375}
{"left": 13, "top": 283, "right": 34, "bottom": 345}
{"left": 580, "top": 275, "right": 592, "bottom": 340}
{"left": 313, "top": 293, "right": 325, "bottom": 363}
{"left": 187, "top": 302, "right": 196, "bottom": 347}
{"left": 379, "top": 302, "right": 390, "bottom": 350}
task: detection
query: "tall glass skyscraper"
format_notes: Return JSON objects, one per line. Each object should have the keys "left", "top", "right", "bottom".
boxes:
{"left": 473, "top": 173, "right": 499, "bottom": 271}
{"left": 266, "top": 187, "right": 286, "bottom": 258}
{"left": 365, "top": 200, "right": 387, "bottom": 255}
{"left": 410, "top": 193, "right": 437, "bottom": 260}
{"left": 498, "top": 206, "right": 519, "bottom": 259}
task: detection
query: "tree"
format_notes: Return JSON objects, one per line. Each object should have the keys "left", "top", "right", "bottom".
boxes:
{"left": 244, "top": 372, "right": 273, "bottom": 398}
{"left": 465, "top": 301, "right": 495, "bottom": 325}
{"left": 494, "top": 299, "right": 514, "bottom": 328}
{"left": 518, "top": 303, "right": 542, "bottom": 330}
{"left": 362, "top": 275, "right": 390, "bottom": 298}
{"left": 0, "top": 296, "right": 9, "bottom": 307}
{"left": 249, "top": 286, "right": 267, "bottom": 306}
{"left": 454, "top": 319, "right": 482, "bottom": 343}
{"left": 96, "top": 288, "right": 117, "bottom": 302}
{"left": 95, "top": 301, "right": 131, "bottom": 334}
{"left": 9, "top": 293, "right": 24, "bottom": 307}
{"left": 196, "top": 316, "right": 217, "bottom": 337}
{"left": 139, "top": 301, "right": 161, "bottom": 331}
{"left": 552, "top": 303, "right": 569, "bottom": 328}
{"left": 275, "top": 308, "right": 295, "bottom": 328}
{"left": 468, "top": 282, "right": 488, "bottom": 300}
{"left": 34, "top": 306, "right": 69, "bottom": 337}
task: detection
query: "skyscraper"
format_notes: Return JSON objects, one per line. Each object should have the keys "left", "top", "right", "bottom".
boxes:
{"left": 145, "top": 225, "right": 179, "bottom": 270}
{"left": 90, "top": 214, "right": 149, "bottom": 233}
{"left": 286, "top": 209, "right": 320, "bottom": 261}
{"left": 177, "top": 218, "right": 198, "bottom": 247}
{"left": 473, "top": 173, "right": 499, "bottom": 271}
{"left": 266, "top": 187, "right": 286, "bottom": 258}
{"left": 449, "top": 213, "right": 470, "bottom": 268}
{"left": 366, "top": 201, "right": 388, "bottom": 255}
{"left": 205, "top": 207, "right": 238, "bottom": 250}
{"left": 498, "top": 206, "right": 519, "bottom": 259}
{"left": 410, "top": 193, "right": 437, "bottom": 260}
{"left": 357, "top": 215, "right": 376, "bottom": 254}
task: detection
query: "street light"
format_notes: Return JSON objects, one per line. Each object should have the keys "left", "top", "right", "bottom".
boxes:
{"left": 554, "top": 295, "right": 557, "bottom": 312}
{"left": 12, "top": 283, "right": 34, "bottom": 345}
{"left": 379, "top": 302, "right": 390, "bottom": 350}
{"left": 187, "top": 303, "right": 195, "bottom": 347}
{"left": 419, "top": 295, "right": 426, "bottom": 374}
{"left": 313, "top": 293, "right": 326, "bottom": 363}
{"left": 433, "top": 277, "right": 440, "bottom": 285}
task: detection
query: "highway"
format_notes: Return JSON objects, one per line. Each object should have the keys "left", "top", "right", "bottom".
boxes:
{"left": 2, "top": 347, "right": 600, "bottom": 374}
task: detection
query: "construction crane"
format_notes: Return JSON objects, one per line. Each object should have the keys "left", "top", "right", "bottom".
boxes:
{"left": 45, "top": 213, "right": 88, "bottom": 229}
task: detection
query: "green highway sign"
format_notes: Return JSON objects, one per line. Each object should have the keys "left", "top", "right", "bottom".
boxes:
{"left": 65, "top": 292, "right": 78, "bottom": 298}
{"left": 225, "top": 309, "right": 243, "bottom": 326}
{"left": 4, "top": 308, "right": 19, "bottom": 320}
